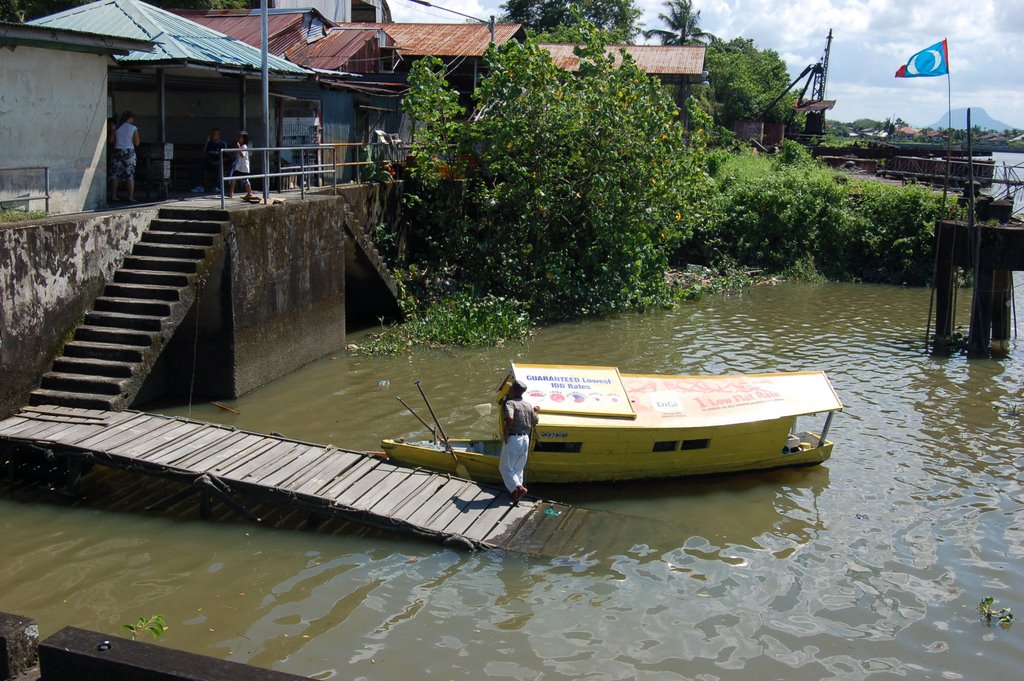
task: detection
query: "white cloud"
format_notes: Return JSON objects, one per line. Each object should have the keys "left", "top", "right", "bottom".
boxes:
{"left": 388, "top": 0, "right": 1024, "bottom": 127}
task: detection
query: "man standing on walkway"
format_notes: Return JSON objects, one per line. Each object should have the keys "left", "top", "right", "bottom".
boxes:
{"left": 500, "top": 379, "right": 539, "bottom": 503}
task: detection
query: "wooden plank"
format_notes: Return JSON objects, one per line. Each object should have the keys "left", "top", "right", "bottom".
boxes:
{"left": 444, "top": 487, "right": 503, "bottom": 536}
{"left": 105, "top": 419, "right": 197, "bottom": 458}
{"left": 114, "top": 421, "right": 206, "bottom": 459}
{"left": 0, "top": 416, "right": 93, "bottom": 442}
{"left": 479, "top": 501, "right": 536, "bottom": 544}
{"left": 219, "top": 440, "right": 304, "bottom": 482}
{"left": 72, "top": 413, "right": 164, "bottom": 450}
{"left": 62, "top": 411, "right": 147, "bottom": 446}
{"left": 396, "top": 478, "right": 471, "bottom": 526}
{"left": 422, "top": 486, "right": 489, "bottom": 534}
{"left": 275, "top": 448, "right": 352, "bottom": 492}
{"left": 251, "top": 444, "right": 325, "bottom": 487}
{"left": 290, "top": 451, "right": 373, "bottom": 496}
{"left": 322, "top": 458, "right": 389, "bottom": 504}
{"left": 0, "top": 415, "right": 32, "bottom": 436}
{"left": 181, "top": 433, "right": 267, "bottom": 473}
{"left": 78, "top": 415, "right": 182, "bottom": 455}
{"left": 539, "top": 507, "right": 590, "bottom": 556}
{"left": 462, "top": 494, "right": 522, "bottom": 542}
{"left": 145, "top": 426, "right": 238, "bottom": 466}
{"left": 21, "top": 406, "right": 108, "bottom": 420}
{"left": 206, "top": 437, "right": 280, "bottom": 474}
{"left": 345, "top": 469, "right": 416, "bottom": 511}
{"left": 496, "top": 503, "right": 572, "bottom": 554}
{"left": 367, "top": 470, "right": 437, "bottom": 516}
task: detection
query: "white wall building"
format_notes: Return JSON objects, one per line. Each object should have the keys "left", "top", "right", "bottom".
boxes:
{"left": 0, "top": 24, "right": 151, "bottom": 214}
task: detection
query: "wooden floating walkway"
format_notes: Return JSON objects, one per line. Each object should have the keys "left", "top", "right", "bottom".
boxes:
{"left": 0, "top": 407, "right": 619, "bottom": 557}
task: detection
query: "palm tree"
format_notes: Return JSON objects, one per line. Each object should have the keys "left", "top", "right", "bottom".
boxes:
{"left": 643, "top": 0, "right": 716, "bottom": 46}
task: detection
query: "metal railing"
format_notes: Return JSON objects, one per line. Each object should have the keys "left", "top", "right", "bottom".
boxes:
{"left": 217, "top": 142, "right": 401, "bottom": 208}
{"left": 0, "top": 166, "right": 50, "bottom": 213}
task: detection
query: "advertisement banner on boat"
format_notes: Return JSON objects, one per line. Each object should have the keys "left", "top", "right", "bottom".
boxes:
{"left": 623, "top": 372, "right": 843, "bottom": 427}
{"left": 509, "top": 364, "right": 636, "bottom": 418}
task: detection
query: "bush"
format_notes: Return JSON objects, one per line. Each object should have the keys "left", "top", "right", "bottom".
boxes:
{"left": 690, "top": 152, "right": 951, "bottom": 285}
{"left": 357, "top": 292, "right": 533, "bottom": 354}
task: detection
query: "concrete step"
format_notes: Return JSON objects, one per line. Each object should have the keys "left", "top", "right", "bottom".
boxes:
{"left": 74, "top": 325, "right": 155, "bottom": 347}
{"left": 63, "top": 341, "right": 145, "bottom": 363}
{"left": 114, "top": 268, "right": 191, "bottom": 287}
{"left": 149, "top": 218, "right": 225, "bottom": 234}
{"left": 40, "top": 371, "right": 124, "bottom": 396}
{"left": 142, "top": 231, "right": 216, "bottom": 247}
{"left": 123, "top": 255, "right": 198, "bottom": 274}
{"left": 158, "top": 207, "right": 230, "bottom": 222}
{"left": 52, "top": 356, "right": 135, "bottom": 379}
{"left": 132, "top": 242, "right": 207, "bottom": 260}
{"left": 103, "top": 282, "right": 181, "bottom": 302}
{"left": 85, "top": 310, "right": 163, "bottom": 332}
{"left": 93, "top": 296, "right": 172, "bottom": 318}
{"left": 28, "top": 389, "right": 117, "bottom": 410}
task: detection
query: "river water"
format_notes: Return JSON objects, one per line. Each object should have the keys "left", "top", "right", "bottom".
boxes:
{"left": 2, "top": 281, "right": 1023, "bottom": 680}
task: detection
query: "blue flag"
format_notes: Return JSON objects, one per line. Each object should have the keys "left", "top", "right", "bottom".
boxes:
{"left": 895, "top": 39, "right": 949, "bottom": 78}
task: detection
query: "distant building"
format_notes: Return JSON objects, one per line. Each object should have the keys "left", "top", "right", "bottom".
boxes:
{"left": 264, "top": 0, "right": 391, "bottom": 24}
{"left": 539, "top": 44, "right": 707, "bottom": 86}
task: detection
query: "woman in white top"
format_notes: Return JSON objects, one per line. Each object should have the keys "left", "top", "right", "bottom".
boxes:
{"left": 227, "top": 131, "right": 253, "bottom": 200}
{"left": 109, "top": 111, "right": 140, "bottom": 203}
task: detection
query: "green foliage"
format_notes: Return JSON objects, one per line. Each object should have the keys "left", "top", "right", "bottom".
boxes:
{"left": 401, "top": 56, "right": 465, "bottom": 184}
{"left": 689, "top": 152, "right": 951, "bottom": 285}
{"left": 0, "top": 209, "right": 47, "bottom": 223}
{"left": 978, "top": 596, "right": 1014, "bottom": 627}
{"left": 123, "top": 614, "right": 166, "bottom": 642}
{"left": 502, "top": 0, "right": 642, "bottom": 42}
{"left": 403, "top": 28, "right": 712, "bottom": 322}
{"left": 704, "top": 38, "right": 794, "bottom": 127}
{"left": 643, "top": 0, "right": 716, "bottom": 46}
{"left": 358, "top": 292, "right": 533, "bottom": 354}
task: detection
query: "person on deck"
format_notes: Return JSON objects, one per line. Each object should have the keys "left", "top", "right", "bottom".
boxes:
{"left": 226, "top": 131, "right": 253, "bottom": 201}
{"left": 190, "top": 128, "right": 227, "bottom": 193}
{"left": 109, "top": 111, "right": 139, "bottom": 203}
{"left": 500, "top": 379, "right": 539, "bottom": 503}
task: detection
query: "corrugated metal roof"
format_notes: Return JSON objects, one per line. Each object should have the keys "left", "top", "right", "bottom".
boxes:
{"left": 540, "top": 43, "right": 706, "bottom": 76}
{"left": 28, "top": 0, "right": 309, "bottom": 75}
{"left": 173, "top": 10, "right": 322, "bottom": 55}
{"left": 287, "top": 28, "right": 392, "bottom": 73}
{"left": 380, "top": 22, "right": 524, "bottom": 57}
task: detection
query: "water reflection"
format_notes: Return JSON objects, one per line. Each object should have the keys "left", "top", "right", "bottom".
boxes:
{"left": 3, "top": 281, "right": 1024, "bottom": 680}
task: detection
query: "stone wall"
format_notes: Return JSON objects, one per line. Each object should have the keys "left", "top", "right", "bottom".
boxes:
{"left": 0, "top": 208, "right": 158, "bottom": 418}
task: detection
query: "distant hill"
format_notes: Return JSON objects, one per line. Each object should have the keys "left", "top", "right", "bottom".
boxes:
{"left": 928, "top": 108, "right": 1017, "bottom": 131}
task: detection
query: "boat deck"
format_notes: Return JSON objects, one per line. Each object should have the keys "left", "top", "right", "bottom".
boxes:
{"left": 0, "top": 407, "right": 626, "bottom": 557}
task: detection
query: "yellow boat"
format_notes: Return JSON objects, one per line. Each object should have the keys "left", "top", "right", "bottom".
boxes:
{"left": 381, "top": 363, "right": 843, "bottom": 483}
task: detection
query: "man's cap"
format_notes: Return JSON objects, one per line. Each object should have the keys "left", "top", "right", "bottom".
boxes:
{"left": 511, "top": 379, "right": 527, "bottom": 392}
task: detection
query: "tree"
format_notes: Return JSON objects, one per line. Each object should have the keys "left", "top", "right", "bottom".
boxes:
{"left": 501, "top": 0, "right": 642, "bottom": 42}
{"left": 643, "top": 0, "right": 715, "bottom": 46}
{"left": 702, "top": 37, "right": 793, "bottom": 128}
{"left": 402, "top": 25, "right": 713, "bottom": 319}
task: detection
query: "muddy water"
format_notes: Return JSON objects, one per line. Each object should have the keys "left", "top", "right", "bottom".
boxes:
{"left": 3, "top": 281, "right": 1024, "bottom": 680}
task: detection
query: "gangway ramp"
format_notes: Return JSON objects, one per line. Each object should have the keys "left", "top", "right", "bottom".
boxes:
{"left": 0, "top": 407, "right": 636, "bottom": 557}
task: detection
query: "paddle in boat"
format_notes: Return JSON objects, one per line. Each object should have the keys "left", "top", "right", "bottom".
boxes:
{"left": 381, "top": 363, "right": 843, "bottom": 483}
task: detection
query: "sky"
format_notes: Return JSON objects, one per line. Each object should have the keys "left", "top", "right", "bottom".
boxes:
{"left": 386, "top": 0, "right": 1024, "bottom": 128}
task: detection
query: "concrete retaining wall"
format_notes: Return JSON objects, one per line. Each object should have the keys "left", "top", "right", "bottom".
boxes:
{"left": 0, "top": 208, "right": 159, "bottom": 418}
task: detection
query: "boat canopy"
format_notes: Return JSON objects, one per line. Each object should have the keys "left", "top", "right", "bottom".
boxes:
{"left": 505, "top": 364, "right": 843, "bottom": 428}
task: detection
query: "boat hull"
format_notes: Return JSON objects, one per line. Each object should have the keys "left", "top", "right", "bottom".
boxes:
{"left": 380, "top": 433, "right": 833, "bottom": 484}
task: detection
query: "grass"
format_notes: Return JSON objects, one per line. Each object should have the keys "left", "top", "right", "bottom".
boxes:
{"left": 0, "top": 209, "right": 47, "bottom": 223}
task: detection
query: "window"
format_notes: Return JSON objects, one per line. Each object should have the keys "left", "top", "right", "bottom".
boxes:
{"left": 652, "top": 440, "right": 677, "bottom": 452}
{"left": 682, "top": 438, "right": 711, "bottom": 450}
{"left": 534, "top": 441, "right": 582, "bottom": 453}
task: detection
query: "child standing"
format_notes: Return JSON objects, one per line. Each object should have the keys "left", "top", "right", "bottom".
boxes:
{"left": 227, "top": 131, "right": 253, "bottom": 200}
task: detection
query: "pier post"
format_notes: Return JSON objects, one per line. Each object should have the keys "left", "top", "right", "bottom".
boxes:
{"left": 933, "top": 222, "right": 956, "bottom": 340}
{"left": 991, "top": 269, "right": 1013, "bottom": 354}
{"left": 968, "top": 264, "right": 995, "bottom": 355}
{"left": 0, "top": 612, "right": 38, "bottom": 679}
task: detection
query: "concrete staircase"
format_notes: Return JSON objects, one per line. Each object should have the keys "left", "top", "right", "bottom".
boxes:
{"left": 29, "top": 208, "right": 230, "bottom": 411}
